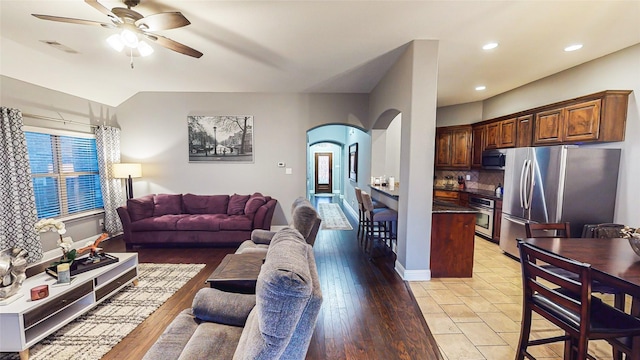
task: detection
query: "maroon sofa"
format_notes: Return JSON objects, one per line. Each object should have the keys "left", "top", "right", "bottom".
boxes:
{"left": 117, "top": 193, "right": 277, "bottom": 249}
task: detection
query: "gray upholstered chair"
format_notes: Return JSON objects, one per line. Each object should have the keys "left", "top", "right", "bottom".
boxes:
{"left": 235, "top": 197, "right": 321, "bottom": 254}
{"left": 354, "top": 187, "right": 386, "bottom": 243}
{"left": 361, "top": 191, "right": 397, "bottom": 256}
{"left": 143, "top": 228, "right": 322, "bottom": 360}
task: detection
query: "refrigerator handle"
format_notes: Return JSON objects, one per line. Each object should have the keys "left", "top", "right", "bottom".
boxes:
{"left": 504, "top": 214, "right": 528, "bottom": 226}
{"left": 519, "top": 159, "right": 527, "bottom": 208}
{"left": 524, "top": 159, "right": 534, "bottom": 210}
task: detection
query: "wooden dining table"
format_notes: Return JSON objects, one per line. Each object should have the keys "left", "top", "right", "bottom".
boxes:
{"left": 522, "top": 237, "right": 640, "bottom": 310}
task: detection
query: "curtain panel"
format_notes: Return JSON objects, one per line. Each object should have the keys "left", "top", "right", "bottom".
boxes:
{"left": 95, "top": 126, "right": 124, "bottom": 234}
{"left": 0, "top": 107, "right": 43, "bottom": 263}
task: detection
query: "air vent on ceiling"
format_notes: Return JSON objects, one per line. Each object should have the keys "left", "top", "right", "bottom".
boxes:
{"left": 40, "top": 40, "right": 79, "bottom": 54}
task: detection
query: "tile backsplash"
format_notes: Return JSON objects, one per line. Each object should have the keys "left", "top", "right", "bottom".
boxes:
{"left": 434, "top": 169, "right": 504, "bottom": 191}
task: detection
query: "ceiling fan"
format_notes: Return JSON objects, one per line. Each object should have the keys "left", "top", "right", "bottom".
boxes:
{"left": 32, "top": 0, "right": 203, "bottom": 59}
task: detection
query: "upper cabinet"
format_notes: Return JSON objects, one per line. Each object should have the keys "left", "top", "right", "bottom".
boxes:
{"left": 485, "top": 118, "right": 516, "bottom": 149}
{"left": 471, "top": 125, "right": 485, "bottom": 168}
{"left": 435, "top": 90, "right": 630, "bottom": 170}
{"left": 532, "top": 91, "right": 630, "bottom": 146}
{"left": 516, "top": 115, "right": 533, "bottom": 147}
{"left": 435, "top": 125, "right": 472, "bottom": 169}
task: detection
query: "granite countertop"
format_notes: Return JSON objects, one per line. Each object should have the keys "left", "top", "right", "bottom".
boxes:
{"left": 432, "top": 201, "right": 478, "bottom": 214}
{"left": 433, "top": 186, "right": 503, "bottom": 201}
{"left": 369, "top": 184, "right": 400, "bottom": 198}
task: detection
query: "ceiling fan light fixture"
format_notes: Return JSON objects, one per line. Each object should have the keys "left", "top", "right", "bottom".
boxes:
{"left": 107, "top": 34, "right": 124, "bottom": 52}
{"left": 137, "top": 41, "right": 154, "bottom": 57}
{"left": 120, "top": 29, "right": 139, "bottom": 48}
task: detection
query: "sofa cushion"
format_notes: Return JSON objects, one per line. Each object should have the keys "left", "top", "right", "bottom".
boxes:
{"left": 244, "top": 195, "right": 266, "bottom": 216}
{"left": 154, "top": 194, "right": 183, "bottom": 216}
{"left": 233, "top": 228, "right": 312, "bottom": 359}
{"left": 180, "top": 322, "right": 244, "bottom": 360}
{"left": 291, "top": 200, "right": 319, "bottom": 241}
{"left": 228, "top": 194, "right": 250, "bottom": 215}
{"left": 183, "top": 194, "right": 230, "bottom": 215}
{"left": 175, "top": 215, "right": 222, "bottom": 231}
{"left": 131, "top": 215, "right": 189, "bottom": 231}
{"left": 141, "top": 309, "right": 200, "bottom": 360}
{"left": 127, "top": 194, "right": 154, "bottom": 221}
{"left": 219, "top": 216, "right": 253, "bottom": 231}
{"left": 192, "top": 288, "right": 256, "bottom": 327}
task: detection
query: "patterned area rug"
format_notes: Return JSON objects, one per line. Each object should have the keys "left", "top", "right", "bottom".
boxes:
{"left": 318, "top": 203, "right": 353, "bottom": 230}
{"left": 0, "top": 263, "right": 205, "bottom": 360}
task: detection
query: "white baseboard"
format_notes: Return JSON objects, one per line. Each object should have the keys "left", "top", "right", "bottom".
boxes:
{"left": 342, "top": 199, "right": 358, "bottom": 219}
{"left": 395, "top": 260, "right": 431, "bottom": 281}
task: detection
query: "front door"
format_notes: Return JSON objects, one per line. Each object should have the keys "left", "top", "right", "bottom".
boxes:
{"left": 314, "top": 152, "right": 332, "bottom": 194}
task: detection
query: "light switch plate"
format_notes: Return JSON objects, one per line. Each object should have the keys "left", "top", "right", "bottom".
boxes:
{"left": 285, "top": 168, "right": 292, "bottom": 175}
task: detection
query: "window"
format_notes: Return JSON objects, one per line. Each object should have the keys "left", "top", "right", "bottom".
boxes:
{"left": 25, "top": 127, "right": 104, "bottom": 219}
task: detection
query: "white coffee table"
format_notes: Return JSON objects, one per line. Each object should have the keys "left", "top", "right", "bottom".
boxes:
{"left": 0, "top": 252, "right": 138, "bottom": 360}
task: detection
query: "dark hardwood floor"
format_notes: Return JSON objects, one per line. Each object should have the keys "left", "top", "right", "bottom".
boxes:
{"left": 100, "top": 196, "right": 442, "bottom": 359}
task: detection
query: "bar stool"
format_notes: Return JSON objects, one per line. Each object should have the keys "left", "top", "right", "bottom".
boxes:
{"left": 354, "top": 187, "right": 385, "bottom": 243}
{"left": 361, "top": 191, "right": 397, "bottom": 257}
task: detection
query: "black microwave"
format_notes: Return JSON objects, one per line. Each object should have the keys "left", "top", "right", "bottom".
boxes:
{"left": 481, "top": 149, "right": 506, "bottom": 169}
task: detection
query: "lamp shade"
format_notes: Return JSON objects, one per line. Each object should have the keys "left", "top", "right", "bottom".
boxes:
{"left": 112, "top": 163, "right": 142, "bottom": 179}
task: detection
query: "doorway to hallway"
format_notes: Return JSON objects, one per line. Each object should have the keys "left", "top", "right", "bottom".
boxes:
{"left": 314, "top": 152, "right": 333, "bottom": 194}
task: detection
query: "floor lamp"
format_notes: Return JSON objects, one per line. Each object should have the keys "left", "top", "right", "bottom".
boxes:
{"left": 112, "top": 163, "right": 142, "bottom": 200}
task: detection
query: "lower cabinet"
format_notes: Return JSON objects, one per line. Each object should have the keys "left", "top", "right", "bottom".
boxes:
{"left": 493, "top": 199, "right": 502, "bottom": 243}
{"left": 431, "top": 212, "right": 476, "bottom": 277}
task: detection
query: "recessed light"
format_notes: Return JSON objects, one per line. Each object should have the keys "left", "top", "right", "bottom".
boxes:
{"left": 482, "top": 42, "right": 498, "bottom": 50}
{"left": 475, "top": 86, "right": 486, "bottom": 91}
{"left": 564, "top": 44, "right": 583, "bottom": 52}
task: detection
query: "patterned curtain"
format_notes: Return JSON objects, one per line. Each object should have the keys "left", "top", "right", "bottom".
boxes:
{"left": 0, "top": 107, "right": 43, "bottom": 263}
{"left": 95, "top": 126, "right": 124, "bottom": 234}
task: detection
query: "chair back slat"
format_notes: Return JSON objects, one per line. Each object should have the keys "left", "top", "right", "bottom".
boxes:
{"left": 519, "top": 241, "right": 592, "bottom": 333}
{"left": 525, "top": 222, "right": 571, "bottom": 238}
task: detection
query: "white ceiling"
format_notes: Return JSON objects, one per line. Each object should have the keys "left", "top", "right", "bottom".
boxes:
{"left": 1, "top": 1, "right": 639, "bottom": 108}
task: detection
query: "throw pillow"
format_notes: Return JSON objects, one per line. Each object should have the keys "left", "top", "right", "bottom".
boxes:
{"left": 244, "top": 196, "right": 266, "bottom": 215}
{"left": 227, "top": 194, "right": 250, "bottom": 215}
{"left": 127, "top": 194, "right": 154, "bottom": 222}
{"left": 153, "top": 194, "right": 183, "bottom": 216}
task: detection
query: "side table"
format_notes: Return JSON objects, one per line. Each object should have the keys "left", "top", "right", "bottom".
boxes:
{"left": 206, "top": 252, "right": 265, "bottom": 294}
{"left": 0, "top": 252, "right": 138, "bottom": 360}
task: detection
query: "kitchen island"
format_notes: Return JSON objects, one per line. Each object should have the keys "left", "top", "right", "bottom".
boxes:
{"left": 431, "top": 201, "right": 477, "bottom": 277}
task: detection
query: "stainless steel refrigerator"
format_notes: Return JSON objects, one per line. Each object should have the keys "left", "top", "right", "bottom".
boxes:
{"left": 499, "top": 145, "right": 621, "bottom": 258}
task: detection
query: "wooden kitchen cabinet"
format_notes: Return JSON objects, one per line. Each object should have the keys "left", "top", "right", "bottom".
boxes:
{"left": 485, "top": 118, "right": 516, "bottom": 149}
{"left": 431, "top": 212, "right": 476, "bottom": 277}
{"left": 516, "top": 115, "right": 533, "bottom": 147}
{"left": 434, "top": 189, "right": 459, "bottom": 203}
{"left": 492, "top": 199, "right": 502, "bottom": 243}
{"left": 435, "top": 125, "right": 472, "bottom": 169}
{"left": 471, "top": 125, "right": 485, "bottom": 168}
{"left": 533, "top": 91, "right": 630, "bottom": 146}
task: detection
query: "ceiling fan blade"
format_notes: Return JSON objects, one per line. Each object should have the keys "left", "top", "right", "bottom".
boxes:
{"left": 32, "top": 14, "right": 115, "bottom": 28}
{"left": 135, "top": 12, "right": 190, "bottom": 31}
{"left": 145, "top": 33, "right": 203, "bottom": 58}
{"left": 84, "top": 0, "right": 122, "bottom": 24}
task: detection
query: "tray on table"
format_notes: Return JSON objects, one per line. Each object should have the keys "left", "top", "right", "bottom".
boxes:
{"left": 46, "top": 253, "right": 119, "bottom": 279}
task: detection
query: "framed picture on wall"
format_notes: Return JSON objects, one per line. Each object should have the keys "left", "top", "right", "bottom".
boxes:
{"left": 187, "top": 115, "right": 254, "bottom": 162}
{"left": 349, "top": 143, "right": 358, "bottom": 182}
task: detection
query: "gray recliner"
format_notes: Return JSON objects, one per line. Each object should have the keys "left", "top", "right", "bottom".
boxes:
{"left": 236, "top": 197, "right": 321, "bottom": 254}
{"left": 143, "top": 228, "right": 322, "bottom": 360}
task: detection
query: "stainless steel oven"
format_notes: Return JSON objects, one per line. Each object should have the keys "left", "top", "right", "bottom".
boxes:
{"left": 468, "top": 195, "right": 494, "bottom": 239}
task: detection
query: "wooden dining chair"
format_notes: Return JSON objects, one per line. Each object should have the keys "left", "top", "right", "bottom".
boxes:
{"left": 517, "top": 241, "right": 640, "bottom": 360}
{"left": 525, "top": 222, "right": 571, "bottom": 238}
{"left": 526, "top": 222, "right": 627, "bottom": 344}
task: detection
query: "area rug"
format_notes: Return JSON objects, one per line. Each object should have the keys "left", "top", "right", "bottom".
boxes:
{"left": 0, "top": 263, "right": 205, "bottom": 360}
{"left": 318, "top": 203, "right": 353, "bottom": 230}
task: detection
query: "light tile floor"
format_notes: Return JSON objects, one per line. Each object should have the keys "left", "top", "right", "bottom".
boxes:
{"left": 409, "top": 237, "right": 622, "bottom": 360}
